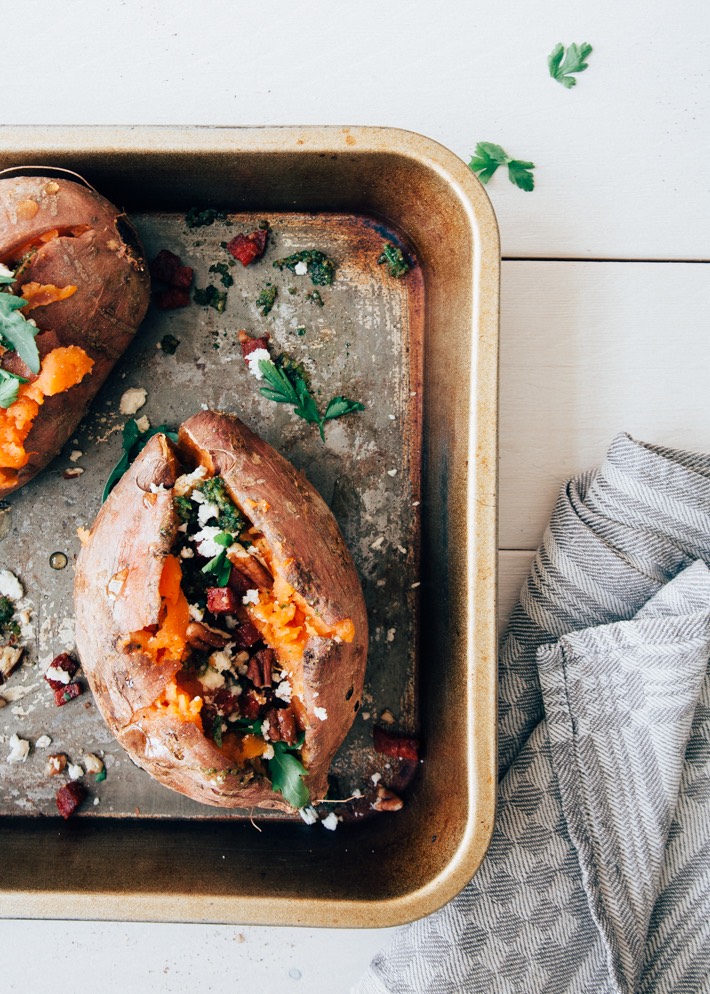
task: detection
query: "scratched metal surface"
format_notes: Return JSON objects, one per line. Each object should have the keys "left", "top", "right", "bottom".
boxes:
{"left": 0, "top": 211, "right": 422, "bottom": 819}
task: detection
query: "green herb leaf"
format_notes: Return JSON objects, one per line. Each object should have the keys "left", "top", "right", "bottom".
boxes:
{"left": 193, "top": 284, "right": 228, "bottom": 313}
{"left": 185, "top": 207, "right": 228, "bottom": 228}
{"left": 208, "top": 262, "right": 234, "bottom": 287}
{"left": 0, "top": 368, "right": 27, "bottom": 408}
{"left": 201, "top": 548, "right": 231, "bottom": 587}
{"left": 548, "top": 41, "right": 593, "bottom": 88}
{"left": 507, "top": 160, "right": 536, "bottom": 192}
{"left": 268, "top": 742, "right": 310, "bottom": 809}
{"left": 468, "top": 142, "right": 535, "bottom": 191}
{"left": 94, "top": 769, "right": 107, "bottom": 783}
{"left": 323, "top": 396, "right": 366, "bottom": 422}
{"left": 256, "top": 285, "right": 278, "bottom": 316}
{"left": 273, "top": 250, "right": 336, "bottom": 286}
{"left": 212, "top": 715, "right": 223, "bottom": 748}
{"left": 0, "top": 290, "right": 39, "bottom": 374}
{"left": 377, "top": 242, "right": 410, "bottom": 278}
{"left": 159, "top": 334, "right": 180, "bottom": 355}
{"left": 196, "top": 477, "right": 245, "bottom": 533}
{"left": 305, "top": 290, "right": 324, "bottom": 307}
{"left": 103, "top": 420, "right": 179, "bottom": 502}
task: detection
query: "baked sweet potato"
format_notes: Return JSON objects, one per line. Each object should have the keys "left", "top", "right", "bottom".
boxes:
{"left": 74, "top": 411, "right": 368, "bottom": 812}
{"left": 0, "top": 174, "right": 150, "bottom": 497}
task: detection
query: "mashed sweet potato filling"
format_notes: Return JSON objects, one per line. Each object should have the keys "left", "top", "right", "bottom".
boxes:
{"left": 19, "top": 281, "right": 77, "bottom": 311}
{"left": 0, "top": 345, "right": 94, "bottom": 486}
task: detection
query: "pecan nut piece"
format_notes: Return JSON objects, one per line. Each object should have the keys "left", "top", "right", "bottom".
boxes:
{"left": 185, "top": 622, "right": 228, "bottom": 650}
{"left": 372, "top": 785, "right": 404, "bottom": 813}
{"left": 247, "top": 647, "right": 275, "bottom": 688}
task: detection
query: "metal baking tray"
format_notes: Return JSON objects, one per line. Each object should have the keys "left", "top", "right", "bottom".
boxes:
{"left": 0, "top": 126, "right": 499, "bottom": 927}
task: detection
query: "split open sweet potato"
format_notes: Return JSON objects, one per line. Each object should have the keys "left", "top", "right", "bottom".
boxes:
{"left": 0, "top": 174, "right": 150, "bottom": 497}
{"left": 74, "top": 411, "right": 368, "bottom": 812}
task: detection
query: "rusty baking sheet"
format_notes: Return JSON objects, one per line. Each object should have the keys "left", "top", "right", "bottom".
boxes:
{"left": 0, "top": 126, "right": 499, "bottom": 927}
{"left": 1, "top": 208, "right": 422, "bottom": 820}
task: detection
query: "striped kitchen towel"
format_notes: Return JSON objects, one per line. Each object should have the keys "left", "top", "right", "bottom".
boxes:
{"left": 356, "top": 433, "right": 710, "bottom": 994}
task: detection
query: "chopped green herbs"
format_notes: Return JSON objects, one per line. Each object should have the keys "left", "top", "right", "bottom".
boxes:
{"left": 378, "top": 242, "right": 410, "bottom": 278}
{"left": 0, "top": 271, "right": 40, "bottom": 375}
{"left": 256, "top": 284, "right": 278, "bottom": 316}
{"left": 295, "top": 326, "right": 307, "bottom": 337}
{"left": 0, "top": 368, "right": 27, "bottom": 409}
{"left": 468, "top": 142, "right": 535, "bottom": 192}
{"left": 194, "top": 284, "right": 228, "bottom": 312}
{"left": 201, "top": 547, "right": 232, "bottom": 587}
{"left": 258, "top": 355, "right": 364, "bottom": 441}
{"left": 273, "top": 250, "right": 336, "bottom": 286}
{"left": 103, "top": 419, "right": 179, "bottom": 502}
{"left": 209, "top": 262, "right": 234, "bottom": 288}
{"left": 268, "top": 740, "right": 310, "bottom": 808}
{"left": 548, "top": 42, "right": 593, "bottom": 88}
{"left": 95, "top": 769, "right": 107, "bottom": 783}
{"left": 305, "top": 290, "right": 324, "bottom": 307}
{"left": 197, "top": 477, "right": 246, "bottom": 533}
{"left": 185, "top": 207, "right": 228, "bottom": 228}
{"left": 173, "top": 495, "right": 195, "bottom": 525}
{"left": 0, "top": 594, "right": 19, "bottom": 639}
{"left": 159, "top": 334, "right": 180, "bottom": 355}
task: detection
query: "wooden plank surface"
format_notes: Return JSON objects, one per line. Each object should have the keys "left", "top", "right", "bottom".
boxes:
{"left": 2, "top": 0, "right": 707, "bottom": 260}
{"left": 500, "top": 261, "right": 710, "bottom": 549}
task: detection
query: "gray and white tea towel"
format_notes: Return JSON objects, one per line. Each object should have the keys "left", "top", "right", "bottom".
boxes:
{"left": 356, "top": 433, "right": 710, "bottom": 994}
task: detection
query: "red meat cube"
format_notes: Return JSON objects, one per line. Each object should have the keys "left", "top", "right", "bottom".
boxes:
{"left": 56, "top": 781, "right": 87, "bottom": 820}
{"left": 54, "top": 681, "right": 83, "bottom": 707}
{"left": 44, "top": 653, "right": 80, "bottom": 691}
{"left": 227, "top": 229, "right": 268, "bottom": 267}
{"left": 373, "top": 726, "right": 420, "bottom": 762}
{"left": 206, "top": 586, "right": 239, "bottom": 615}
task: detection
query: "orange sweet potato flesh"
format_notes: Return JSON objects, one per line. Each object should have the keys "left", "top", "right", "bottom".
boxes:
{"left": 0, "top": 175, "right": 150, "bottom": 497}
{"left": 74, "top": 417, "right": 369, "bottom": 812}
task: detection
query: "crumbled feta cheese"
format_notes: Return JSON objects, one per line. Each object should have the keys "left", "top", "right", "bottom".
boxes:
{"left": 361, "top": 711, "right": 371, "bottom": 721}
{"left": 275, "top": 680, "right": 293, "bottom": 703}
{"left": 83, "top": 753, "right": 104, "bottom": 775}
{"left": 199, "top": 667, "right": 225, "bottom": 691}
{"left": 134, "top": 415, "right": 151, "bottom": 433}
{"left": 352, "top": 788, "right": 362, "bottom": 798}
{"left": 314, "top": 706, "right": 328, "bottom": 721}
{"left": 67, "top": 763, "right": 84, "bottom": 781}
{"left": 119, "top": 387, "right": 147, "bottom": 415}
{"left": 188, "top": 603, "right": 204, "bottom": 622}
{"left": 0, "top": 570, "right": 23, "bottom": 601}
{"left": 410, "top": 582, "right": 421, "bottom": 589}
{"left": 69, "top": 449, "right": 83, "bottom": 462}
{"left": 197, "top": 501, "right": 220, "bottom": 527}
{"left": 44, "top": 662, "right": 71, "bottom": 685}
{"left": 245, "top": 348, "right": 272, "bottom": 380}
{"left": 299, "top": 805, "right": 319, "bottom": 825}
{"left": 64, "top": 467, "right": 84, "bottom": 478}
{"left": 387, "top": 469, "right": 397, "bottom": 478}
{"left": 294, "top": 261, "right": 308, "bottom": 276}
{"left": 174, "top": 465, "right": 208, "bottom": 496}
{"left": 242, "top": 589, "right": 259, "bottom": 606}
{"left": 192, "top": 526, "right": 225, "bottom": 558}
{"left": 190, "top": 489, "right": 206, "bottom": 504}
{"left": 370, "top": 536, "right": 385, "bottom": 550}
{"left": 36, "top": 734, "right": 52, "bottom": 749}
{"left": 321, "top": 812, "right": 339, "bottom": 831}
{"left": 412, "top": 501, "right": 420, "bottom": 507}
{"left": 397, "top": 546, "right": 407, "bottom": 555}
{"left": 93, "top": 797, "right": 100, "bottom": 806}
{"left": 388, "top": 414, "right": 396, "bottom": 420}
{"left": 0, "top": 645, "right": 23, "bottom": 680}
{"left": 149, "top": 482, "right": 167, "bottom": 494}
{"left": 0, "top": 263, "right": 13, "bottom": 278}
{"left": 180, "top": 547, "right": 195, "bottom": 559}
{"left": 209, "top": 650, "right": 233, "bottom": 674}
{"left": 6, "top": 733, "right": 29, "bottom": 763}
{"left": 386, "top": 628, "right": 396, "bottom": 643}
{"left": 261, "top": 719, "right": 271, "bottom": 741}
{"left": 371, "top": 772, "right": 382, "bottom": 785}
{"left": 262, "top": 744, "right": 275, "bottom": 760}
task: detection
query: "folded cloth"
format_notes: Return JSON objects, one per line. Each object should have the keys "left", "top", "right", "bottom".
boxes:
{"left": 356, "top": 434, "right": 710, "bottom": 994}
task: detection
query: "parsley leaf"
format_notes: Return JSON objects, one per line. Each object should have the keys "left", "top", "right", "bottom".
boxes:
{"left": 257, "top": 357, "right": 364, "bottom": 441}
{"left": 468, "top": 142, "right": 536, "bottom": 192}
{"left": 324, "top": 396, "right": 365, "bottom": 421}
{"left": 0, "top": 288, "right": 40, "bottom": 374}
{"left": 256, "top": 285, "right": 277, "bottom": 316}
{"left": 103, "top": 419, "right": 179, "bottom": 501}
{"left": 548, "top": 42, "right": 593, "bottom": 88}
{"left": 377, "top": 242, "right": 410, "bottom": 278}
{"left": 0, "top": 368, "right": 27, "bottom": 408}
{"left": 194, "top": 284, "right": 228, "bottom": 313}
{"left": 185, "top": 207, "right": 228, "bottom": 228}
{"left": 268, "top": 741, "right": 310, "bottom": 809}
{"left": 507, "top": 159, "right": 536, "bottom": 192}
{"left": 201, "top": 536, "right": 233, "bottom": 587}
{"left": 273, "top": 250, "right": 336, "bottom": 286}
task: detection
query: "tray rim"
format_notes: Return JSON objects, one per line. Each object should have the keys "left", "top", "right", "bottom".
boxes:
{"left": 0, "top": 123, "right": 499, "bottom": 928}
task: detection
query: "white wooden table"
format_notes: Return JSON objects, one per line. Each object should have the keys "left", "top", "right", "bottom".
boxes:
{"left": 2, "top": 1, "right": 708, "bottom": 991}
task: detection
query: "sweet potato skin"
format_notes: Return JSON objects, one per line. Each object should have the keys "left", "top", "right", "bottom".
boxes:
{"left": 74, "top": 417, "right": 368, "bottom": 812}
{"left": 0, "top": 175, "right": 150, "bottom": 497}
